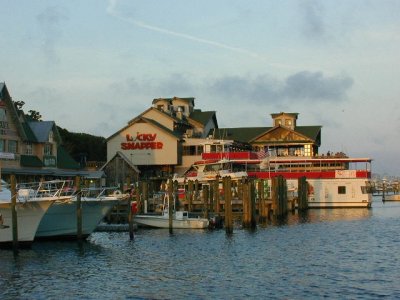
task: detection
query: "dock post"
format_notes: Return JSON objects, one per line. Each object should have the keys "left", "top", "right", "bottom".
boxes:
{"left": 249, "top": 180, "right": 256, "bottom": 229}
{"left": 224, "top": 177, "right": 233, "bottom": 234}
{"left": 297, "top": 176, "right": 308, "bottom": 210}
{"left": 203, "top": 184, "right": 209, "bottom": 219}
{"left": 188, "top": 180, "right": 193, "bottom": 212}
{"left": 168, "top": 178, "right": 173, "bottom": 234}
{"left": 258, "top": 179, "right": 267, "bottom": 223}
{"left": 10, "top": 174, "right": 18, "bottom": 252}
{"left": 214, "top": 177, "right": 220, "bottom": 214}
{"left": 75, "top": 176, "right": 82, "bottom": 240}
{"left": 242, "top": 178, "right": 249, "bottom": 227}
{"left": 194, "top": 179, "right": 199, "bottom": 210}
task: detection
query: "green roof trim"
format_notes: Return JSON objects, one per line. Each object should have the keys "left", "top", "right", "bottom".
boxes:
{"left": 57, "top": 146, "right": 80, "bottom": 169}
{"left": 20, "top": 155, "right": 43, "bottom": 167}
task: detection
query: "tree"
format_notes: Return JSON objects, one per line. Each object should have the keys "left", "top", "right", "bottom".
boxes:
{"left": 28, "top": 110, "right": 42, "bottom": 121}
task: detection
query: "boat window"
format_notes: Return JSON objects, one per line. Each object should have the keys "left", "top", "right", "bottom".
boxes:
{"left": 338, "top": 186, "right": 346, "bottom": 194}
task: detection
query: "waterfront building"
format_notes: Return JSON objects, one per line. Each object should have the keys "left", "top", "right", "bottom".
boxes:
{"left": 0, "top": 82, "right": 91, "bottom": 182}
{"left": 104, "top": 98, "right": 323, "bottom": 186}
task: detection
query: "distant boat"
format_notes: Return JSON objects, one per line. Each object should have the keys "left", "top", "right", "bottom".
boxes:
{"left": 0, "top": 180, "right": 72, "bottom": 247}
{"left": 35, "top": 187, "right": 128, "bottom": 240}
{"left": 383, "top": 194, "right": 400, "bottom": 201}
{"left": 134, "top": 194, "right": 209, "bottom": 229}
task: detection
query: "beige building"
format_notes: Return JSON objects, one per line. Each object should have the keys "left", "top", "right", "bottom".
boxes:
{"left": 105, "top": 98, "right": 322, "bottom": 186}
{"left": 104, "top": 97, "right": 218, "bottom": 184}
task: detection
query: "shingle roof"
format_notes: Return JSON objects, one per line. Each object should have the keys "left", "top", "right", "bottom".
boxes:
{"left": 211, "top": 127, "right": 270, "bottom": 143}
{"left": 28, "top": 121, "right": 55, "bottom": 142}
{"left": 210, "top": 126, "right": 321, "bottom": 144}
{"left": 189, "top": 110, "right": 218, "bottom": 127}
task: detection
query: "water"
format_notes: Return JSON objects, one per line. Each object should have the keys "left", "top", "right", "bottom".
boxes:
{"left": 1, "top": 197, "right": 400, "bottom": 299}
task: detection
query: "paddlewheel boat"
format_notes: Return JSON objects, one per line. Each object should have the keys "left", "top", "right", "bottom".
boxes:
{"left": 175, "top": 140, "right": 373, "bottom": 208}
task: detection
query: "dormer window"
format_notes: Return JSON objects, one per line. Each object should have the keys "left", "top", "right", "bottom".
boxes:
{"left": 275, "top": 120, "right": 282, "bottom": 126}
{"left": 285, "top": 119, "right": 292, "bottom": 126}
{"left": 49, "top": 131, "right": 54, "bottom": 143}
{"left": 44, "top": 143, "right": 52, "bottom": 155}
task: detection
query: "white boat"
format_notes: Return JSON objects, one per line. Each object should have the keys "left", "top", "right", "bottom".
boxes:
{"left": 0, "top": 180, "right": 71, "bottom": 247}
{"left": 35, "top": 187, "right": 128, "bottom": 239}
{"left": 134, "top": 194, "right": 209, "bottom": 229}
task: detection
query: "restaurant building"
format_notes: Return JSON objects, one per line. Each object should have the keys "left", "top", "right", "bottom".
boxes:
{"left": 104, "top": 98, "right": 322, "bottom": 186}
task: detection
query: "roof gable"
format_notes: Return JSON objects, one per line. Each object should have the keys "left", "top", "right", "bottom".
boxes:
{"left": 28, "top": 121, "right": 61, "bottom": 143}
{"left": 251, "top": 126, "right": 314, "bottom": 144}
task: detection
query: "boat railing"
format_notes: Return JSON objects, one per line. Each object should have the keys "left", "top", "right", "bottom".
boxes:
{"left": 80, "top": 186, "right": 124, "bottom": 199}
{"left": 17, "top": 179, "right": 75, "bottom": 201}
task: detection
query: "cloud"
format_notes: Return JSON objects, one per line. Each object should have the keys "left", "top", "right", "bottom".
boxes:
{"left": 208, "top": 71, "right": 353, "bottom": 103}
{"left": 299, "top": 0, "right": 326, "bottom": 40}
{"left": 36, "top": 6, "right": 68, "bottom": 64}
{"left": 107, "top": 0, "right": 264, "bottom": 60}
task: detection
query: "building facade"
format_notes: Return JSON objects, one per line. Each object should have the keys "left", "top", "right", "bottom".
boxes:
{"left": 0, "top": 82, "right": 87, "bottom": 183}
{"left": 105, "top": 97, "right": 322, "bottom": 185}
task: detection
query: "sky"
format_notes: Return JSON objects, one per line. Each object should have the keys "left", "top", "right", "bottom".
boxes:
{"left": 0, "top": 0, "right": 399, "bottom": 176}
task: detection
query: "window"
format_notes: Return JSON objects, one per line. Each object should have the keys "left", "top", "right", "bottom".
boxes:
{"left": 275, "top": 120, "right": 282, "bottom": 126}
{"left": 48, "top": 131, "right": 54, "bottom": 142}
{"left": 338, "top": 186, "right": 346, "bottom": 194}
{"left": 44, "top": 144, "right": 52, "bottom": 155}
{"left": 285, "top": 119, "right": 292, "bottom": 126}
{"left": 0, "top": 139, "right": 5, "bottom": 152}
{"left": 183, "top": 146, "right": 196, "bottom": 156}
{"left": 25, "top": 142, "right": 33, "bottom": 155}
{"left": 0, "top": 108, "right": 6, "bottom": 121}
{"left": 8, "top": 140, "right": 18, "bottom": 153}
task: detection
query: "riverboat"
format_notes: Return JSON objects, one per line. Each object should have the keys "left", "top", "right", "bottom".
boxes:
{"left": 35, "top": 187, "right": 128, "bottom": 240}
{"left": 175, "top": 140, "right": 373, "bottom": 208}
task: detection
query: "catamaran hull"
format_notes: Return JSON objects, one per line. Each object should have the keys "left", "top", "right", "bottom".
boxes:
{"left": 0, "top": 200, "right": 53, "bottom": 247}
{"left": 134, "top": 215, "right": 209, "bottom": 229}
{"left": 36, "top": 199, "right": 118, "bottom": 239}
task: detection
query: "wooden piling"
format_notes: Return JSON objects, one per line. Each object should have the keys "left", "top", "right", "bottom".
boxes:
{"left": 203, "top": 184, "right": 209, "bottom": 219}
{"left": 126, "top": 180, "right": 134, "bottom": 240}
{"left": 213, "top": 178, "right": 220, "bottom": 214}
{"left": 168, "top": 178, "right": 173, "bottom": 234}
{"left": 188, "top": 180, "right": 193, "bottom": 212}
{"left": 10, "top": 174, "right": 18, "bottom": 251}
{"left": 75, "top": 176, "right": 82, "bottom": 240}
{"left": 249, "top": 180, "right": 256, "bottom": 228}
{"left": 272, "top": 176, "right": 288, "bottom": 217}
{"left": 223, "top": 177, "right": 233, "bottom": 234}
{"left": 258, "top": 179, "right": 268, "bottom": 222}
{"left": 297, "top": 176, "right": 309, "bottom": 210}
{"left": 242, "top": 178, "right": 249, "bottom": 227}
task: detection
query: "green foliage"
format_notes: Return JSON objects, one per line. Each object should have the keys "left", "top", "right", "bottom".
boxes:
{"left": 57, "top": 127, "right": 107, "bottom": 162}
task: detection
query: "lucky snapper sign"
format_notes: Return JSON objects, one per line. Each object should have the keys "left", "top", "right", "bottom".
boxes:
{"left": 121, "top": 132, "right": 164, "bottom": 150}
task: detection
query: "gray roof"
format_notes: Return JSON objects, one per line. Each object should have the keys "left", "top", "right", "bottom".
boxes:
{"left": 28, "top": 121, "right": 55, "bottom": 142}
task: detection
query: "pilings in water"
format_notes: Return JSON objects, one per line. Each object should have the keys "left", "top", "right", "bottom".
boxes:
{"left": 223, "top": 176, "right": 233, "bottom": 234}
{"left": 10, "top": 174, "right": 18, "bottom": 252}
{"left": 271, "top": 176, "right": 288, "bottom": 218}
{"left": 242, "top": 178, "right": 256, "bottom": 229}
{"left": 168, "top": 179, "right": 173, "bottom": 234}
{"left": 297, "top": 176, "right": 309, "bottom": 210}
{"left": 75, "top": 176, "right": 82, "bottom": 241}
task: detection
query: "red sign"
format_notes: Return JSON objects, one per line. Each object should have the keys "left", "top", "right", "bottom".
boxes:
{"left": 121, "top": 132, "right": 163, "bottom": 150}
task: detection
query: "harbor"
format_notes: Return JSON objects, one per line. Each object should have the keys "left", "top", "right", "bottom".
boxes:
{"left": 1, "top": 196, "right": 400, "bottom": 299}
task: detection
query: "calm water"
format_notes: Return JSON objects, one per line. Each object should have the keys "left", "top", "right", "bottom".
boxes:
{"left": 1, "top": 196, "right": 400, "bottom": 299}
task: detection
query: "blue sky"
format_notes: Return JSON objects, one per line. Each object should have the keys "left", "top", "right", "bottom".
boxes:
{"left": 0, "top": 0, "right": 399, "bottom": 175}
